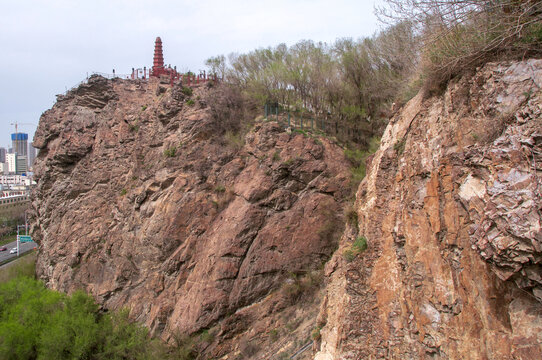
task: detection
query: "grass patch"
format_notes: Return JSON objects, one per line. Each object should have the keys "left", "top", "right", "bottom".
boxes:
{"left": 311, "top": 326, "right": 322, "bottom": 341}
{"left": 394, "top": 137, "right": 406, "bottom": 155}
{"left": 293, "top": 128, "right": 308, "bottom": 137}
{"left": 282, "top": 158, "right": 294, "bottom": 167}
{"left": 269, "top": 328, "right": 279, "bottom": 342}
{"left": 345, "top": 136, "right": 380, "bottom": 187}
{"left": 272, "top": 151, "right": 281, "bottom": 162}
{"left": 119, "top": 188, "right": 127, "bottom": 196}
{"left": 343, "top": 236, "right": 368, "bottom": 263}
{"left": 181, "top": 86, "right": 193, "bottom": 97}
{"left": 164, "top": 146, "right": 177, "bottom": 158}
{"left": 345, "top": 205, "right": 358, "bottom": 229}
{"left": 198, "top": 329, "right": 214, "bottom": 343}
{"left": 280, "top": 270, "right": 324, "bottom": 305}
{"left": 186, "top": 99, "right": 195, "bottom": 106}
{"left": 224, "top": 131, "right": 244, "bottom": 150}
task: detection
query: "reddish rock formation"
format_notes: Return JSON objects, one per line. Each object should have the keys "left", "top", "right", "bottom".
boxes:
{"left": 315, "top": 59, "right": 542, "bottom": 359}
{"left": 33, "top": 59, "right": 542, "bottom": 359}
{"left": 32, "top": 75, "right": 351, "bottom": 357}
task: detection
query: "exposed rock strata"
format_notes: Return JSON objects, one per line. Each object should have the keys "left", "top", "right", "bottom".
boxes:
{"left": 316, "top": 60, "right": 542, "bottom": 359}
{"left": 32, "top": 76, "right": 350, "bottom": 357}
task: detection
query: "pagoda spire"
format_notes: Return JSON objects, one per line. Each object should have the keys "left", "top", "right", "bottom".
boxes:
{"left": 153, "top": 37, "right": 164, "bottom": 71}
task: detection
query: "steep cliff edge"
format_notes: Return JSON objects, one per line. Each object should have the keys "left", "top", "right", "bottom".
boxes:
{"left": 316, "top": 59, "right": 542, "bottom": 359}
{"left": 32, "top": 76, "right": 351, "bottom": 358}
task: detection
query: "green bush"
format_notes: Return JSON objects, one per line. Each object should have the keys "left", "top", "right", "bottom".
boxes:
{"left": 186, "top": 99, "right": 195, "bottom": 106}
{"left": 0, "top": 276, "right": 170, "bottom": 359}
{"left": 343, "top": 236, "right": 368, "bottom": 262}
{"left": 311, "top": 326, "right": 322, "bottom": 341}
{"left": 198, "top": 329, "right": 214, "bottom": 343}
{"left": 164, "top": 146, "right": 177, "bottom": 158}
{"left": 353, "top": 236, "right": 368, "bottom": 253}
{"left": 181, "top": 86, "right": 193, "bottom": 97}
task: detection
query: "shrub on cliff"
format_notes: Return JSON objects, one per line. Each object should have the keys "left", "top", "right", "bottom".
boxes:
{"left": 0, "top": 276, "right": 170, "bottom": 359}
{"left": 207, "top": 83, "right": 257, "bottom": 135}
{"left": 343, "top": 236, "right": 368, "bottom": 262}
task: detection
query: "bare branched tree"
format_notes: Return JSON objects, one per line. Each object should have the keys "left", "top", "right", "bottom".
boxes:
{"left": 377, "top": 0, "right": 542, "bottom": 87}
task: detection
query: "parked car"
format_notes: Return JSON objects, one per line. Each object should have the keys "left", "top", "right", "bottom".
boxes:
{"left": 0, "top": 246, "right": 7, "bottom": 251}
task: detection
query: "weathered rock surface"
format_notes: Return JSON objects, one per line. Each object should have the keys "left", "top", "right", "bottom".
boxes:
{"left": 32, "top": 75, "right": 350, "bottom": 357}
{"left": 315, "top": 60, "right": 542, "bottom": 359}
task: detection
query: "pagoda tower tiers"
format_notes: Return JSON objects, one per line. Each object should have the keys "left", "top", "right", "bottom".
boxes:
{"left": 153, "top": 37, "right": 164, "bottom": 70}
{"left": 151, "top": 36, "right": 177, "bottom": 78}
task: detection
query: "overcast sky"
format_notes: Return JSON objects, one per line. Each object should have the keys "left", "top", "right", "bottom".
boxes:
{"left": 0, "top": 0, "right": 384, "bottom": 150}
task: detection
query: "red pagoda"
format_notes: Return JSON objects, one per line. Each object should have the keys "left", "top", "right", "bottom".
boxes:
{"left": 150, "top": 37, "right": 178, "bottom": 79}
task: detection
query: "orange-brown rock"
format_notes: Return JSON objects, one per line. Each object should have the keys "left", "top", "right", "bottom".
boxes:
{"left": 315, "top": 60, "right": 542, "bottom": 359}
{"left": 31, "top": 76, "right": 350, "bottom": 355}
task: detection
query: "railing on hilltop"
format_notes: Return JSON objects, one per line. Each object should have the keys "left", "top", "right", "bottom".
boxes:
{"left": 62, "top": 70, "right": 220, "bottom": 95}
{"left": 91, "top": 71, "right": 132, "bottom": 80}
{"left": 264, "top": 103, "right": 366, "bottom": 143}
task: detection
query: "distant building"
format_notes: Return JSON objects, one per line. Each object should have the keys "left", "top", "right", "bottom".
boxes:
{"left": 28, "top": 144, "right": 37, "bottom": 168}
{"left": 6, "top": 153, "right": 16, "bottom": 173}
{"left": 6, "top": 153, "right": 28, "bottom": 175}
{"left": 16, "top": 155, "right": 28, "bottom": 174}
{"left": 0, "top": 163, "right": 6, "bottom": 175}
{"left": 0, "top": 147, "right": 5, "bottom": 163}
{"left": 11, "top": 133, "right": 28, "bottom": 158}
{"left": 0, "top": 174, "right": 34, "bottom": 187}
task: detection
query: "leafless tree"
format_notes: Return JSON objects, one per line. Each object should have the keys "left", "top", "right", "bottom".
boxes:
{"left": 377, "top": 0, "right": 542, "bottom": 87}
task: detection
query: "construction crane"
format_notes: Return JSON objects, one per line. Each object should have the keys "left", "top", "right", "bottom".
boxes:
{"left": 10, "top": 122, "right": 36, "bottom": 135}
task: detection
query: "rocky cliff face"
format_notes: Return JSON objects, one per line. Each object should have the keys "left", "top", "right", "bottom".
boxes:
{"left": 315, "top": 60, "right": 542, "bottom": 359}
{"left": 34, "top": 59, "right": 542, "bottom": 360}
{"left": 32, "top": 76, "right": 351, "bottom": 358}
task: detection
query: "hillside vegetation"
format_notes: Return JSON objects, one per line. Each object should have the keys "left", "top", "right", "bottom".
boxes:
{"left": 207, "top": 0, "right": 541, "bottom": 146}
{"left": 0, "top": 258, "right": 172, "bottom": 360}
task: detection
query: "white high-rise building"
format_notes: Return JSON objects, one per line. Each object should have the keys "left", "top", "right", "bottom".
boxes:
{"left": 6, "top": 153, "right": 17, "bottom": 174}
